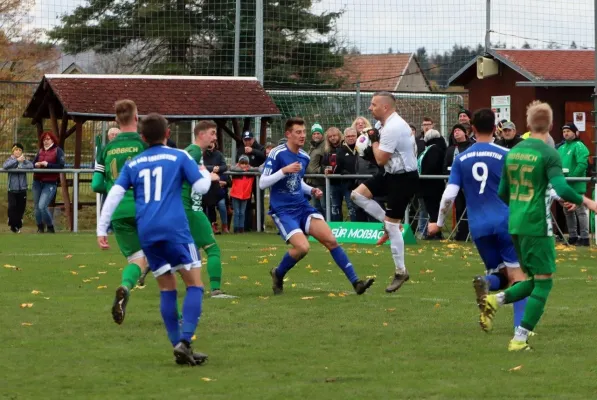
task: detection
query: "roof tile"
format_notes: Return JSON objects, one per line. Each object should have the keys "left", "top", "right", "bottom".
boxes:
{"left": 334, "top": 54, "right": 414, "bottom": 91}
{"left": 495, "top": 50, "right": 595, "bottom": 81}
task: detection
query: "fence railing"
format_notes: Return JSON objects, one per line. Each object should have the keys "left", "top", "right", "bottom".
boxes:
{"left": 1, "top": 168, "right": 595, "bottom": 234}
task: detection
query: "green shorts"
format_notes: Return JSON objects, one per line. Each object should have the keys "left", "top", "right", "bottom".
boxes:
{"left": 511, "top": 235, "right": 556, "bottom": 276}
{"left": 111, "top": 217, "right": 143, "bottom": 261}
{"left": 185, "top": 209, "right": 216, "bottom": 249}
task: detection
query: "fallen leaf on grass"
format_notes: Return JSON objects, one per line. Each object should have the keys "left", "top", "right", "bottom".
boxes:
{"left": 420, "top": 269, "right": 434, "bottom": 274}
{"left": 31, "top": 290, "right": 42, "bottom": 295}
{"left": 338, "top": 292, "right": 347, "bottom": 297}
{"left": 508, "top": 365, "right": 523, "bottom": 372}
{"left": 305, "top": 264, "right": 312, "bottom": 269}
{"left": 65, "top": 255, "right": 73, "bottom": 259}
{"left": 383, "top": 322, "right": 388, "bottom": 327}
{"left": 21, "top": 322, "right": 33, "bottom": 326}
{"left": 366, "top": 275, "right": 376, "bottom": 279}
{"left": 257, "top": 259, "right": 269, "bottom": 264}
{"left": 224, "top": 282, "right": 231, "bottom": 286}
{"left": 328, "top": 293, "right": 336, "bottom": 297}
{"left": 82, "top": 279, "right": 91, "bottom": 283}
{"left": 201, "top": 377, "right": 215, "bottom": 382}
{"left": 97, "top": 285, "right": 108, "bottom": 289}
{"left": 239, "top": 276, "right": 248, "bottom": 280}
{"left": 581, "top": 268, "right": 588, "bottom": 273}
{"left": 434, "top": 303, "right": 441, "bottom": 308}
{"left": 309, "top": 270, "right": 319, "bottom": 274}
{"left": 386, "top": 308, "right": 396, "bottom": 312}
{"left": 78, "top": 265, "right": 86, "bottom": 268}
{"left": 254, "top": 281, "right": 261, "bottom": 286}
{"left": 291, "top": 283, "right": 297, "bottom": 288}
{"left": 91, "top": 277, "right": 100, "bottom": 280}
{"left": 283, "top": 277, "right": 290, "bottom": 282}
{"left": 231, "top": 300, "right": 238, "bottom": 304}
{"left": 70, "top": 271, "right": 78, "bottom": 275}
{"left": 259, "top": 296, "right": 269, "bottom": 300}
{"left": 20, "top": 303, "right": 33, "bottom": 308}
{"left": 325, "top": 377, "right": 337, "bottom": 383}
{"left": 301, "top": 296, "right": 315, "bottom": 300}
{"left": 43, "top": 297, "right": 50, "bottom": 300}
{"left": 98, "top": 271, "right": 107, "bottom": 274}
{"left": 230, "top": 256, "right": 238, "bottom": 260}
{"left": 191, "top": 335, "right": 197, "bottom": 341}
{"left": 108, "top": 262, "right": 116, "bottom": 266}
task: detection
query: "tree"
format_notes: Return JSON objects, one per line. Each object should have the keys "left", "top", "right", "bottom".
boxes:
{"left": 49, "top": 0, "right": 346, "bottom": 88}
{"left": 547, "top": 41, "right": 561, "bottom": 49}
{"left": 416, "top": 46, "right": 430, "bottom": 72}
{"left": 570, "top": 41, "right": 578, "bottom": 49}
{"left": 388, "top": 47, "right": 393, "bottom": 54}
{"left": 522, "top": 41, "right": 532, "bottom": 49}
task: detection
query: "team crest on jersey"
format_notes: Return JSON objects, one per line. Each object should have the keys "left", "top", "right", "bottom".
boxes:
{"left": 286, "top": 172, "right": 300, "bottom": 192}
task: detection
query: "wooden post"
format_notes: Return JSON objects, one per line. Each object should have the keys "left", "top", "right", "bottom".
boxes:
{"left": 242, "top": 118, "right": 251, "bottom": 133}
{"left": 48, "top": 102, "right": 60, "bottom": 138}
{"left": 260, "top": 118, "right": 269, "bottom": 145}
{"left": 35, "top": 121, "right": 43, "bottom": 137}
{"left": 215, "top": 120, "right": 224, "bottom": 152}
{"left": 60, "top": 173, "right": 73, "bottom": 232}
{"left": 74, "top": 120, "right": 83, "bottom": 168}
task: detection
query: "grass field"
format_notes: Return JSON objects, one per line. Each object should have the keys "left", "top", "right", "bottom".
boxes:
{"left": 2, "top": 233, "right": 597, "bottom": 399}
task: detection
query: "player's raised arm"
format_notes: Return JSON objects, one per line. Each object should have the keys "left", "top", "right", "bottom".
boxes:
{"left": 258, "top": 152, "right": 301, "bottom": 190}
{"left": 181, "top": 151, "right": 211, "bottom": 195}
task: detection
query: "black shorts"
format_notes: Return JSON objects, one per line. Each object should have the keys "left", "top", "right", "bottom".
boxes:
{"left": 363, "top": 171, "right": 419, "bottom": 219}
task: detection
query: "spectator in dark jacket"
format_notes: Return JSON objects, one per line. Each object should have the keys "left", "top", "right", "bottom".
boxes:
{"left": 306, "top": 123, "right": 326, "bottom": 215}
{"left": 495, "top": 121, "right": 523, "bottom": 149}
{"left": 410, "top": 123, "right": 425, "bottom": 156}
{"left": 322, "top": 127, "right": 344, "bottom": 221}
{"left": 33, "top": 131, "right": 65, "bottom": 233}
{"left": 3, "top": 142, "right": 33, "bottom": 233}
{"left": 332, "top": 127, "right": 359, "bottom": 221}
{"left": 444, "top": 124, "right": 472, "bottom": 241}
{"left": 237, "top": 131, "right": 266, "bottom": 231}
{"left": 202, "top": 141, "right": 228, "bottom": 233}
{"left": 418, "top": 129, "right": 447, "bottom": 239}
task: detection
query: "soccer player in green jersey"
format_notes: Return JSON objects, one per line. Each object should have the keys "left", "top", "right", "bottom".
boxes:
{"left": 139, "top": 120, "right": 228, "bottom": 297}
{"left": 480, "top": 101, "right": 597, "bottom": 351}
{"left": 92, "top": 99, "right": 148, "bottom": 324}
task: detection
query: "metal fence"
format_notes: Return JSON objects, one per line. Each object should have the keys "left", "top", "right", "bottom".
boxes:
{"left": 2, "top": 168, "right": 594, "bottom": 237}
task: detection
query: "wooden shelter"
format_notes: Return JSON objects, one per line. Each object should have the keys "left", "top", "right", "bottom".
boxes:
{"left": 22, "top": 74, "right": 281, "bottom": 230}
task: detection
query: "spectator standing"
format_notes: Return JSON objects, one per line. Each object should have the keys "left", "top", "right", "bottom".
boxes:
{"left": 418, "top": 129, "right": 447, "bottom": 239}
{"left": 203, "top": 141, "right": 229, "bottom": 233}
{"left": 444, "top": 124, "right": 472, "bottom": 241}
{"left": 558, "top": 122, "right": 590, "bottom": 246}
{"left": 237, "top": 131, "right": 266, "bottom": 231}
{"left": 333, "top": 127, "right": 359, "bottom": 222}
{"left": 322, "top": 127, "right": 344, "bottom": 221}
{"left": 3, "top": 143, "right": 33, "bottom": 233}
{"left": 352, "top": 116, "right": 372, "bottom": 134}
{"left": 416, "top": 117, "right": 435, "bottom": 237}
{"left": 496, "top": 121, "right": 523, "bottom": 149}
{"left": 306, "top": 123, "right": 326, "bottom": 216}
{"left": 32, "top": 132, "right": 65, "bottom": 233}
{"left": 230, "top": 155, "right": 257, "bottom": 233}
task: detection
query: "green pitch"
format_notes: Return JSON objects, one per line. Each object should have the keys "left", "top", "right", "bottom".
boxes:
{"left": 1, "top": 233, "right": 596, "bottom": 399}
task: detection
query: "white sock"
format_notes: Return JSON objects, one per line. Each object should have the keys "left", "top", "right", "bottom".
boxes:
{"left": 351, "top": 192, "right": 386, "bottom": 222}
{"left": 496, "top": 292, "right": 506, "bottom": 305}
{"left": 385, "top": 221, "right": 406, "bottom": 274}
{"left": 513, "top": 326, "right": 530, "bottom": 342}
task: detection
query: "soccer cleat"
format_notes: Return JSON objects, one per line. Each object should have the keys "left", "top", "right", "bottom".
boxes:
{"left": 353, "top": 278, "right": 375, "bottom": 295}
{"left": 175, "top": 351, "right": 208, "bottom": 366}
{"left": 138, "top": 267, "right": 150, "bottom": 287}
{"left": 376, "top": 231, "right": 389, "bottom": 246}
{"left": 173, "top": 341, "right": 197, "bottom": 366}
{"left": 508, "top": 339, "right": 532, "bottom": 352}
{"left": 111, "top": 286, "right": 130, "bottom": 325}
{"left": 270, "top": 268, "right": 284, "bottom": 295}
{"left": 473, "top": 275, "right": 489, "bottom": 310}
{"left": 211, "top": 289, "right": 224, "bottom": 297}
{"left": 385, "top": 271, "right": 410, "bottom": 293}
{"left": 479, "top": 294, "right": 499, "bottom": 332}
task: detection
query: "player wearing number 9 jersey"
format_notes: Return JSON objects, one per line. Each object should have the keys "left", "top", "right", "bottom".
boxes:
{"left": 97, "top": 113, "right": 212, "bottom": 365}
{"left": 429, "top": 108, "right": 528, "bottom": 334}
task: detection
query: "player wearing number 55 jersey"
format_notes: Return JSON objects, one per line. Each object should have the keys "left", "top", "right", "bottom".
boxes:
{"left": 97, "top": 113, "right": 212, "bottom": 366}
{"left": 428, "top": 108, "right": 528, "bottom": 334}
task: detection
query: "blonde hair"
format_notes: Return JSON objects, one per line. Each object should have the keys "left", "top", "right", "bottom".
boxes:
{"left": 115, "top": 99, "right": 137, "bottom": 126}
{"left": 107, "top": 127, "right": 121, "bottom": 140}
{"left": 351, "top": 116, "right": 372, "bottom": 133}
{"left": 526, "top": 100, "right": 553, "bottom": 134}
{"left": 324, "top": 127, "right": 343, "bottom": 153}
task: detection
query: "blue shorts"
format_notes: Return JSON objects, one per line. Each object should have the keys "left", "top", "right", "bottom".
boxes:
{"left": 474, "top": 232, "right": 520, "bottom": 275}
{"left": 142, "top": 241, "right": 201, "bottom": 278}
{"left": 270, "top": 206, "right": 324, "bottom": 242}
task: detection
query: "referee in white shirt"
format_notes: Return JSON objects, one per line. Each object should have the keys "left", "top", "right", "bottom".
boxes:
{"left": 351, "top": 91, "right": 419, "bottom": 293}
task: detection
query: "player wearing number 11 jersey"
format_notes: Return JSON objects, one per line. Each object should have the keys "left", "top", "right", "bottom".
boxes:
{"left": 428, "top": 108, "right": 528, "bottom": 333}
{"left": 97, "top": 113, "right": 212, "bottom": 365}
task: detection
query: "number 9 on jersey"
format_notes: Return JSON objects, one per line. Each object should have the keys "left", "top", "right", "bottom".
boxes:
{"left": 472, "top": 162, "right": 488, "bottom": 194}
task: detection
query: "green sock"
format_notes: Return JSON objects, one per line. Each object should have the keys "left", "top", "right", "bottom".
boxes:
{"left": 504, "top": 279, "right": 535, "bottom": 304}
{"left": 121, "top": 263, "right": 142, "bottom": 290}
{"left": 204, "top": 244, "right": 222, "bottom": 291}
{"left": 520, "top": 278, "right": 553, "bottom": 331}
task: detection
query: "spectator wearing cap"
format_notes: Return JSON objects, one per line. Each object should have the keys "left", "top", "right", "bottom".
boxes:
{"left": 306, "top": 123, "right": 327, "bottom": 216}
{"left": 558, "top": 122, "right": 590, "bottom": 246}
{"left": 444, "top": 124, "right": 472, "bottom": 240}
{"left": 237, "top": 131, "right": 266, "bottom": 231}
{"left": 458, "top": 109, "right": 472, "bottom": 125}
{"left": 496, "top": 121, "right": 523, "bottom": 149}
{"left": 3, "top": 143, "right": 33, "bottom": 233}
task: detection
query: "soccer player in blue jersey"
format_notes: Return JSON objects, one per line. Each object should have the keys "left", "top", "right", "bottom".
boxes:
{"left": 97, "top": 113, "right": 212, "bottom": 366}
{"left": 427, "top": 108, "right": 528, "bottom": 331}
{"left": 259, "top": 117, "right": 375, "bottom": 295}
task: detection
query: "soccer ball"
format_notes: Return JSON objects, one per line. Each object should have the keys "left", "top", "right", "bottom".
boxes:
{"left": 355, "top": 133, "right": 370, "bottom": 157}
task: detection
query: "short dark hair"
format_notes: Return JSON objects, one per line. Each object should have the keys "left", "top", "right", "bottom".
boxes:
{"left": 472, "top": 108, "right": 496, "bottom": 135}
{"left": 194, "top": 120, "right": 217, "bottom": 136}
{"left": 373, "top": 91, "right": 396, "bottom": 103}
{"left": 140, "top": 113, "right": 168, "bottom": 144}
{"left": 285, "top": 117, "right": 305, "bottom": 132}
{"left": 423, "top": 117, "right": 433, "bottom": 123}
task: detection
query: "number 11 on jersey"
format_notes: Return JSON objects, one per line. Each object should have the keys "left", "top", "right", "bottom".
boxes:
{"left": 472, "top": 162, "right": 488, "bottom": 194}
{"left": 139, "top": 166, "right": 163, "bottom": 203}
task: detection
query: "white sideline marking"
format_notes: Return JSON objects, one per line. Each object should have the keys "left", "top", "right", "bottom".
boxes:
{"left": 2, "top": 251, "right": 97, "bottom": 256}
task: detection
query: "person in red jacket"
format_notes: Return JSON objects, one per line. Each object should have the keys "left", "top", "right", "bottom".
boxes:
{"left": 32, "top": 131, "right": 65, "bottom": 233}
{"left": 230, "top": 155, "right": 257, "bottom": 233}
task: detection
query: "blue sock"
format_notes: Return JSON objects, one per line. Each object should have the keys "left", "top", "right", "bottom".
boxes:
{"left": 160, "top": 290, "right": 180, "bottom": 346}
{"left": 513, "top": 297, "right": 528, "bottom": 330}
{"left": 330, "top": 246, "right": 358, "bottom": 284}
{"left": 486, "top": 274, "right": 502, "bottom": 291}
{"left": 274, "top": 252, "right": 298, "bottom": 279}
{"left": 180, "top": 286, "right": 204, "bottom": 343}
